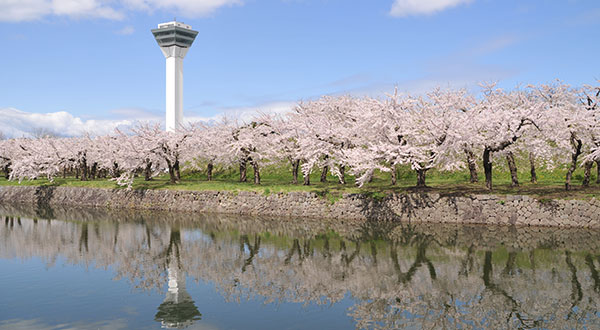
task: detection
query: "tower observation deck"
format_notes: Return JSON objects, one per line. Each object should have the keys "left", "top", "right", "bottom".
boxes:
{"left": 152, "top": 21, "right": 198, "bottom": 132}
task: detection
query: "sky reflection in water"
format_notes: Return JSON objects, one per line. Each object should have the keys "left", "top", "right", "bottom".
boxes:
{"left": 0, "top": 204, "right": 599, "bottom": 329}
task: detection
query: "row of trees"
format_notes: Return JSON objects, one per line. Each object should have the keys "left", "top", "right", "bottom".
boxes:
{"left": 1, "top": 81, "right": 599, "bottom": 190}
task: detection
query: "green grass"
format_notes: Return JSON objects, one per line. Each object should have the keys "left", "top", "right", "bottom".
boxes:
{"left": 2, "top": 162, "right": 600, "bottom": 200}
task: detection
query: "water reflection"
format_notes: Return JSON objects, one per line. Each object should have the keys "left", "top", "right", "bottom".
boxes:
{"left": 155, "top": 227, "right": 202, "bottom": 329}
{"left": 1, "top": 203, "right": 600, "bottom": 329}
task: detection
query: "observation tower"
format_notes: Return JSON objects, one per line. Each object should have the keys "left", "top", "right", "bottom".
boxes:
{"left": 152, "top": 20, "right": 198, "bottom": 132}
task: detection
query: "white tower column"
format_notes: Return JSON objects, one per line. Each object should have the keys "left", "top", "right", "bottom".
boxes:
{"left": 162, "top": 47, "right": 188, "bottom": 132}
{"left": 152, "top": 21, "right": 198, "bottom": 132}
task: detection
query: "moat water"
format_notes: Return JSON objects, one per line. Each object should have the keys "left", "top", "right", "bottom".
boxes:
{"left": 0, "top": 203, "right": 599, "bottom": 329}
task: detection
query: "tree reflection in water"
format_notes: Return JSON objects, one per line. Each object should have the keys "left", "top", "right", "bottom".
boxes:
{"left": 1, "top": 204, "right": 600, "bottom": 329}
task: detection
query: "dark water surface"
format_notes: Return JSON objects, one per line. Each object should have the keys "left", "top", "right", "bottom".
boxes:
{"left": 1, "top": 204, "right": 600, "bottom": 329}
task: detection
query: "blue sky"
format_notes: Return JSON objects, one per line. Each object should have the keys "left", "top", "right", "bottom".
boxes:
{"left": 0, "top": 0, "right": 599, "bottom": 137}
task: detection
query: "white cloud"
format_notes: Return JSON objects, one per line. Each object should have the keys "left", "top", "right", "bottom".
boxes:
{"left": 0, "top": 101, "right": 295, "bottom": 138}
{"left": 0, "top": 108, "right": 135, "bottom": 138}
{"left": 0, "top": 0, "right": 242, "bottom": 22}
{"left": 51, "top": 0, "right": 124, "bottom": 19}
{"left": 390, "top": 0, "right": 473, "bottom": 17}
{"left": 123, "top": 0, "right": 243, "bottom": 17}
{"left": 0, "top": 0, "right": 52, "bottom": 22}
{"left": 0, "top": 0, "right": 124, "bottom": 22}
{"left": 115, "top": 25, "right": 135, "bottom": 35}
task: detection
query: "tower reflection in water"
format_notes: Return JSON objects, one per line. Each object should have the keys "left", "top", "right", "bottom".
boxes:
{"left": 155, "top": 228, "right": 201, "bottom": 329}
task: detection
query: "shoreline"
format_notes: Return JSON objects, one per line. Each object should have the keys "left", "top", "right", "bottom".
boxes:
{"left": 0, "top": 185, "right": 598, "bottom": 229}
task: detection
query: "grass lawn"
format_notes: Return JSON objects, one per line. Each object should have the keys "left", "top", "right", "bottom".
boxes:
{"left": 2, "top": 162, "right": 600, "bottom": 201}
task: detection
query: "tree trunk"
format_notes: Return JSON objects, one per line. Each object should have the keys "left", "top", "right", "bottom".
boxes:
{"left": 339, "top": 166, "right": 346, "bottom": 184}
{"left": 90, "top": 163, "right": 98, "bottom": 180}
{"left": 565, "top": 135, "right": 582, "bottom": 191}
{"left": 144, "top": 160, "right": 152, "bottom": 181}
{"left": 252, "top": 160, "right": 260, "bottom": 184}
{"left": 174, "top": 159, "right": 181, "bottom": 181}
{"left": 75, "top": 167, "right": 80, "bottom": 179}
{"left": 596, "top": 160, "right": 600, "bottom": 184}
{"left": 239, "top": 159, "right": 247, "bottom": 182}
{"left": 465, "top": 148, "right": 478, "bottom": 183}
{"left": 583, "top": 161, "right": 593, "bottom": 187}
{"left": 506, "top": 151, "right": 519, "bottom": 187}
{"left": 320, "top": 165, "right": 328, "bottom": 183}
{"left": 62, "top": 167, "right": 67, "bottom": 179}
{"left": 207, "top": 161, "right": 213, "bottom": 181}
{"left": 4, "top": 163, "right": 10, "bottom": 179}
{"left": 291, "top": 159, "right": 300, "bottom": 184}
{"left": 166, "top": 160, "right": 177, "bottom": 184}
{"left": 416, "top": 169, "right": 427, "bottom": 187}
{"left": 529, "top": 152, "right": 537, "bottom": 183}
{"left": 112, "top": 162, "right": 120, "bottom": 178}
{"left": 483, "top": 147, "right": 493, "bottom": 190}
{"left": 80, "top": 159, "right": 88, "bottom": 181}
{"left": 391, "top": 164, "right": 397, "bottom": 185}
{"left": 303, "top": 171, "right": 310, "bottom": 186}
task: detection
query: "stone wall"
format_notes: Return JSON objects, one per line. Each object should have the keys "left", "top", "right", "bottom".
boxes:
{"left": 2, "top": 202, "right": 599, "bottom": 252}
{"left": 0, "top": 185, "right": 598, "bottom": 228}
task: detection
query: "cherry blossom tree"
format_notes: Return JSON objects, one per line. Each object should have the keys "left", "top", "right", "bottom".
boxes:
{"left": 531, "top": 82, "right": 595, "bottom": 190}
{"left": 342, "top": 88, "right": 478, "bottom": 188}
{"left": 229, "top": 120, "right": 277, "bottom": 185}
{"left": 474, "top": 84, "right": 543, "bottom": 190}
{"left": 183, "top": 119, "right": 237, "bottom": 181}
{"left": 51, "top": 137, "right": 94, "bottom": 181}
{"left": 104, "top": 130, "right": 164, "bottom": 188}
{"left": 341, "top": 93, "right": 417, "bottom": 187}
{"left": 258, "top": 114, "right": 304, "bottom": 184}
{"left": 291, "top": 96, "right": 363, "bottom": 185}
{"left": 132, "top": 124, "right": 191, "bottom": 184}
{"left": 580, "top": 82, "right": 600, "bottom": 185}
{"left": 8, "top": 137, "right": 64, "bottom": 183}
{"left": 0, "top": 137, "right": 14, "bottom": 179}
{"left": 406, "top": 88, "right": 480, "bottom": 187}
